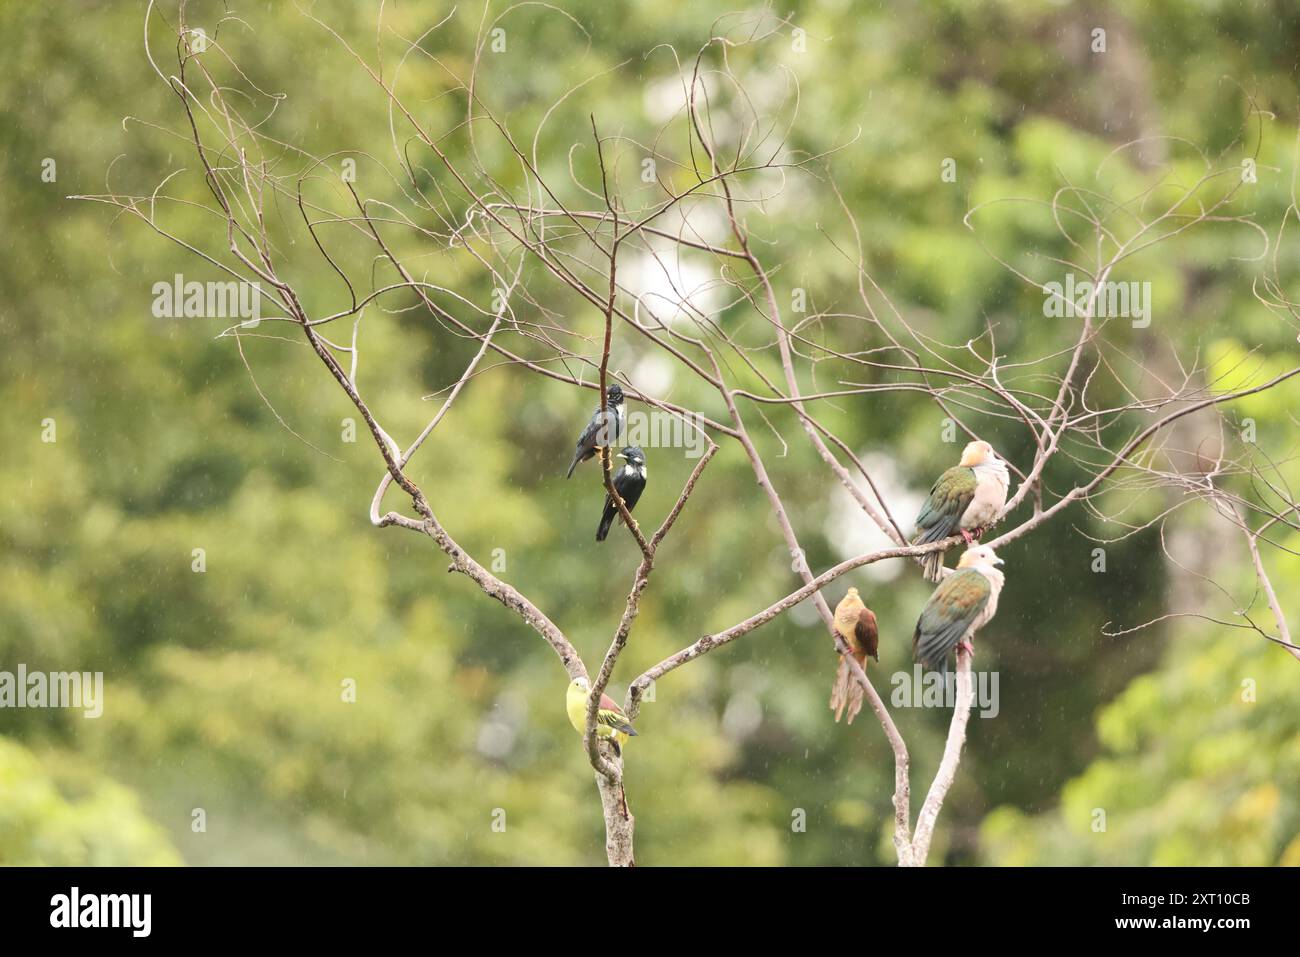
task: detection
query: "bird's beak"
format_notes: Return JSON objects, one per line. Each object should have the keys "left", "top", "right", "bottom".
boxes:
{"left": 617, "top": 453, "right": 627, "bottom": 460}
{"left": 993, "top": 556, "right": 1005, "bottom": 566}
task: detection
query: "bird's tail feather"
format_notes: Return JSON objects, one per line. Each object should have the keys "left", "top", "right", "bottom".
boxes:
{"left": 830, "top": 653, "right": 868, "bottom": 724}
{"left": 596, "top": 508, "right": 616, "bottom": 542}
{"left": 921, "top": 551, "right": 944, "bottom": 583}
{"left": 565, "top": 451, "right": 581, "bottom": 479}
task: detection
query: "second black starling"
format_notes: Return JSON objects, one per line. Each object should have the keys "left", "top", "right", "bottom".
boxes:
{"left": 596, "top": 446, "right": 647, "bottom": 542}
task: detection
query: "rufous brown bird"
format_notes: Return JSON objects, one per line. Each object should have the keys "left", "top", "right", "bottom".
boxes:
{"left": 829, "top": 586, "right": 879, "bottom": 724}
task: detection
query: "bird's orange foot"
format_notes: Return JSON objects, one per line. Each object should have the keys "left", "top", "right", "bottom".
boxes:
{"left": 960, "top": 528, "right": 975, "bottom": 545}
{"left": 958, "top": 640, "right": 975, "bottom": 658}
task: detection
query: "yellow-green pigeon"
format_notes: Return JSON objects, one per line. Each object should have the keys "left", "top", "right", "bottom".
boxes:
{"left": 913, "top": 545, "right": 1005, "bottom": 672}
{"left": 566, "top": 677, "right": 637, "bottom": 753}
{"left": 912, "top": 439, "right": 1009, "bottom": 581}
{"left": 829, "top": 587, "right": 879, "bottom": 724}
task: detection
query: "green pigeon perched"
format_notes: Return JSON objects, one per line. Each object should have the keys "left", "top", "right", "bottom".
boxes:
{"left": 912, "top": 544, "right": 1005, "bottom": 673}
{"left": 566, "top": 677, "right": 637, "bottom": 754}
{"left": 912, "top": 439, "right": 1009, "bottom": 582}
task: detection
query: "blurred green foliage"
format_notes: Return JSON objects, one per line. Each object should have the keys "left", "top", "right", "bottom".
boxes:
{"left": 982, "top": 619, "right": 1300, "bottom": 866}
{"left": 1, "top": 0, "right": 1297, "bottom": 865}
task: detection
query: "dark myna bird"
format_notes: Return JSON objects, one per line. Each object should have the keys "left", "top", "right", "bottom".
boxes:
{"left": 596, "top": 446, "right": 647, "bottom": 542}
{"left": 829, "top": 587, "right": 879, "bottom": 724}
{"left": 565, "top": 383, "right": 626, "bottom": 478}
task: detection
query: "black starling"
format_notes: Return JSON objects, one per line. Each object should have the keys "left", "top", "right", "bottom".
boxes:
{"left": 596, "top": 446, "right": 647, "bottom": 542}
{"left": 565, "top": 383, "right": 626, "bottom": 478}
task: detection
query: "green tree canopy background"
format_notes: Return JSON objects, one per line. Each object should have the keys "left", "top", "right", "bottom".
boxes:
{"left": 1, "top": 0, "right": 1296, "bottom": 865}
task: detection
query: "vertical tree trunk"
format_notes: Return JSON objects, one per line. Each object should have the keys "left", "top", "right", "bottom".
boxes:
{"left": 907, "top": 653, "right": 974, "bottom": 865}
{"left": 595, "top": 751, "right": 635, "bottom": 866}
